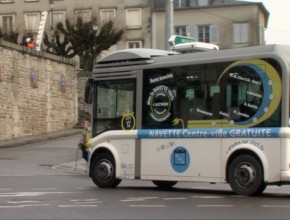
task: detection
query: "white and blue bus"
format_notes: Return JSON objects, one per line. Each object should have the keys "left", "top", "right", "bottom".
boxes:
{"left": 84, "top": 44, "right": 290, "bottom": 196}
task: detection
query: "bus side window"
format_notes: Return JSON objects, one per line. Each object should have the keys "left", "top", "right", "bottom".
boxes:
{"left": 208, "top": 85, "right": 222, "bottom": 119}
{"left": 211, "top": 92, "right": 221, "bottom": 118}
{"left": 189, "top": 86, "right": 207, "bottom": 120}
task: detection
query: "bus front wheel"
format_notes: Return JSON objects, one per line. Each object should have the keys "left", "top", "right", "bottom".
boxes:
{"left": 228, "top": 154, "right": 265, "bottom": 196}
{"left": 91, "top": 153, "right": 121, "bottom": 188}
{"left": 152, "top": 180, "right": 177, "bottom": 189}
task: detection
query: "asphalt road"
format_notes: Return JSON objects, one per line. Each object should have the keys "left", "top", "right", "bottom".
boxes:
{"left": 1, "top": 134, "right": 290, "bottom": 219}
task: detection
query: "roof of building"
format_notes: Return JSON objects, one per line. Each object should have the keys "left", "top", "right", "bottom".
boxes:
{"left": 152, "top": 0, "right": 269, "bottom": 27}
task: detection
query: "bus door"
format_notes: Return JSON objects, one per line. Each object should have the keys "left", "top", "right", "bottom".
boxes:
{"left": 92, "top": 78, "right": 136, "bottom": 137}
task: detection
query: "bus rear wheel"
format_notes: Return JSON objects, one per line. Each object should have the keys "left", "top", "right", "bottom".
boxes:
{"left": 228, "top": 154, "right": 265, "bottom": 196}
{"left": 91, "top": 153, "right": 121, "bottom": 188}
{"left": 152, "top": 180, "right": 177, "bottom": 189}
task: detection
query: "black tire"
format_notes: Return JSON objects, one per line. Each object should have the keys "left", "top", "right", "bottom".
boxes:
{"left": 152, "top": 180, "right": 177, "bottom": 189}
{"left": 91, "top": 153, "right": 121, "bottom": 188}
{"left": 255, "top": 182, "right": 267, "bottom": 196}
{"left": 228, "top": 154, "right": 265, "bottom": 196}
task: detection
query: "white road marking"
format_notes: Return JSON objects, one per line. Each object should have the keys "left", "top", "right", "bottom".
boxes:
{"left": 74, "top": 201, "right": 102, "bottom": 204}
{"left": 129, "top": 205, "right": 166, "bottom": 208}
{"left": 0, "top": 192, "right": 78, "bottom": 197}
{"left": 58, "top": 204, "right": 98, "bottom": 208}
{"left": 121, "top": 199, "right": 145, "bottom": 202}
{"left": 197, "top": 205, "right": 233, "bottom": 207}
{"left": 70, "top": 199, "right": 99, "bottom": 202}
{"left": 75, "top": 188, "right": 92, "bottom": 190}
{"left": 69, "top": 199, "right": 102, "bottom": 205}
{"left": 17, "top": 204, "right": 51, "bottom": 207}
{"left": 192, "top": 196, "right": 224, "bottom": 199}
{"left": 0, "top": 204, "right": 51, "bottom": 208}
{"left": 163, "top": 197, "right": 187, "bottom": 200}
{"left": 262, "top": 205, "right": 290, "bottom": 208}
{"left": 127, "top": 197, "right": 159, "bottom": 200}
{"left": 7, "top": 200, "right": 40, "bottom": 204}
{"left": 121, "top": 197, "right": 159, "bottom": 202}
{"left": 32, "top": 188, "right": 58, "bottom": 190}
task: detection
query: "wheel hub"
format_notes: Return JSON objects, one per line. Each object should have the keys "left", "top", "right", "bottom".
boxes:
{"left": 97, "top": 161, "right": 112, "bottom": 180}
{"left": 236, "top": 164, "right": 255, "bottom": 187}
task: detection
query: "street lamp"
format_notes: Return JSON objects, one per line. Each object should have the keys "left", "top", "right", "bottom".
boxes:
{"left": 165, "top": 0, "right": 174, "bottom": 50}
{"left": 49, "top": 0, "right": 55, "bottom": 52}
{"left": 49, "top": 0, "right": 54, "bottom": 31}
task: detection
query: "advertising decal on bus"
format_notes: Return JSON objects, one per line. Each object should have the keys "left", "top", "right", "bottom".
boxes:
{"left": 216, "top": 59, "right": 281, "bottom": 127}
{"left": 170, "top": 146, "right": 190, "bottom": 173}
{"left": 137, "top": 128, "right": 280, "bottom": 139}
{"left": 144, "top": 59, "right": 282, "bottom": 129}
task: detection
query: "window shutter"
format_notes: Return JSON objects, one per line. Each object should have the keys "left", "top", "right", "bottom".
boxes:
{"left": 233, "top": 23, "right": 240, "bottom": 43}
{"left": 193, "top": 25, "right": 198, "bottom": 41}
{"left": 101, "top": 9, "right": 116, "bottom": 23}
{"left": 210, "top": 25, "right": 219, "bottom": 44}
{"left": 126, "top": 8, "right": 141, "bottom": 28}
{"left": 241, "top": 23, "right": 249, "bottom": 43}
{"left": 25, "top": 13, "right": 40, "bottom": 31}
{"left": 233, "top": 23, "right": 248, "bottom": 43}
{"left": 186, "top": 26, "right": 191, "bottom": 37}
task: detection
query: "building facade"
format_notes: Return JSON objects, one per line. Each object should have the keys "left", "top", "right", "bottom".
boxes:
{"left": 0, "top": 0, "right": 269, "bottom": 56}
{"left": 152, "top": 0, "right": 269, "bottom": 50}
{"left": 0, "top": 0, "right": 152, "bottom": 55}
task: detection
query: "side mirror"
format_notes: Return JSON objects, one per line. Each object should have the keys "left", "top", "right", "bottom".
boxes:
{"left": 84, "top": 79, "right": 93, "bottom": 104}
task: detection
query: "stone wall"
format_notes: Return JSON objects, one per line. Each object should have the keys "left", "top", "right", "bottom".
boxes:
{"left": 0, "top": 40, "right": 78, "bottom": 141}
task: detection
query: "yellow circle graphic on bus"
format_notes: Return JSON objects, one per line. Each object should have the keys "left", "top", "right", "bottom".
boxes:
{"left": 217, "top": 59, "right": 282, "bottom": 128}
{"left": 121, "top": 112, "right": 136, "bottom": 130}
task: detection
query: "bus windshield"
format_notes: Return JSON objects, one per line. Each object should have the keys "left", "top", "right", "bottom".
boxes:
{"left": 93, "top": 79, "right": 136, "bottom": 136}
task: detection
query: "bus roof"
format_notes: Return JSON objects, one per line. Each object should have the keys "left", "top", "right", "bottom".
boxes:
{"left": 92, "top": 44, "right": 290, "bottom": 74}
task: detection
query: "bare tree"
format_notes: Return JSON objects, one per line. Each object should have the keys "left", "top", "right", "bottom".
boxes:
{"left": 43, "top": 16, "right": 123, "bottom": 71}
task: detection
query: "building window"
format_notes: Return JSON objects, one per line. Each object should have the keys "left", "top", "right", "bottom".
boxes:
{"left": 127, "top": 41, "right": 142, "bottom": 49}
{"left": 198, "top": 0, "right": 209, "bottom": 6}
{"left": 126, "top": 8, "right": 141, "bottom": 29}
{"left": 174, "top": 0, "right": 197, "bottom": 8}
{"left": 198, "top": 26, "right": 209, "bottom": 42}
{"left": 189, "top": 0, "right": 198, "bottom": 6}
{"left": 0, "top": 15, "right": 14, "bottom": 33}
{"left": 25, "top": 12, "right": 40, "bottom": 32}
{"left": 195, "top": 25, "right": 219, "bottom": 44}
{"left": 233, "top": 22, "right": 249, "bottom": 44}
{"left": 174, "top": 0, "right": 187, "bottom": 8}
{"left": 100, "top": 9, "right": 116, "bottom": 23}
{"left": 175, "top": 26, "right": 190, "bottom": 36}
{"left": 75, "top": 10, "right": 91, "bottom": 22}
{"left": 0, "top": 0, "right": 14, "bottom": 3}
{"left": 52, "top": 11, "right": 65, "bottom": 25}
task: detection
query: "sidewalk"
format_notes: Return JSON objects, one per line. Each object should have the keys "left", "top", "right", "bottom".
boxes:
{"left": 0, "top": 128, "right": 89, "bottom": 175}
{"left": 52, "top": 159, "right": 89, "bottom": 175}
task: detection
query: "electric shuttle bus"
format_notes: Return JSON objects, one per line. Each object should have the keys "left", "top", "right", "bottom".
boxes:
{"left": 84, "top": 44, "right": 290, "bottom": 196}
